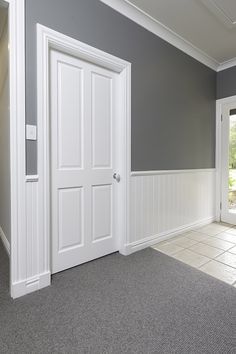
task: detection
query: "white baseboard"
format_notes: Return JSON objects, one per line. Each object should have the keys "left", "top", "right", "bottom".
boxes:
{"left": 11, "top": 271, "right": 51, "bottom": 299}
{"left": 121, "top": 216, "right": 216, "bottom": 255}
{"left": 0, "top": 225, "right": 10, "bottom": 256}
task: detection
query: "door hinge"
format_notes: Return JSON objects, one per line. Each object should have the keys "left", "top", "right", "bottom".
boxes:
{"left": 221, "top": 114, "right": 223, "bottom": 122}
{"left": 220, "top": 202, "right": 222, "bottom": 210}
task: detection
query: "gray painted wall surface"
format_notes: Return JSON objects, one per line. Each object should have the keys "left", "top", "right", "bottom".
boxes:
{"left": 26, "top": 0, "right": 216, "bottom": 173}
{"left": 217, "top": 66, "right": 236, "bottom": 99}
{"left": 0, "top": 19, "right": 11, "bottom": 242}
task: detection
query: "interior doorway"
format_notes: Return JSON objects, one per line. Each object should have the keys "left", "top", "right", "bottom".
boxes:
{"left": 217, "top": 97, "right": 236, "bottom": 225}
{"left": 220, "top": 100, "right": 236, "bottom": 224}
{"left": 37, "top": 25, "right": 131, "bottom": 279}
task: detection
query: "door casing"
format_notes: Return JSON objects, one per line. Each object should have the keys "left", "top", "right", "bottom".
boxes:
{"left": 0, "top": 0, "right": 26, "bottom": 298}
{"left": 37, "top": 25, "right": 131, "bottom": 279}
{"left": 216, "top": 96, "right": 236, "bottom": 224}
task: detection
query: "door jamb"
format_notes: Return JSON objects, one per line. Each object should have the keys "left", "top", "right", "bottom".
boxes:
{"left": 1, "top": 0, "right": 26, "bottom": 298}
{"left": 216, "top": 95, "right": 236, "bottom": 223}
{"left": 37, "top": 24, "right": 131, "bottom": 277}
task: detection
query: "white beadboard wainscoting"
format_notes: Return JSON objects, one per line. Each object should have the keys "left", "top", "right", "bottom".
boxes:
{"left": 13, "top": 169, "right": 216, "bottom": 297}
{"left": 11, "top": 176, "right": 50, "bottom": 299}
{"left": 127, "top": 169, "right": 216, "bottom": 254}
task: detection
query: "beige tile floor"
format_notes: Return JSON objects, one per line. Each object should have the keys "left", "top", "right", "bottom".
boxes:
{"left": 152, "top": 222, "right": 236, "bottom": 287}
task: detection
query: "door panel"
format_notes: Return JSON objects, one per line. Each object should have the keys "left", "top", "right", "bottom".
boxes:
{"left": 58, "top": 187, "right": 84, "bottom": 251}
{"left": 58, "top": 62, "right": 83, "bottom": 169}
{"left": 92, "top": 184, "right": 112, "bottom": 242}
{"left": 91, "top": 72, "right": 112, "bottom": 168}
{"left": 50, "top": 50, "right": 119, "bottom": 273}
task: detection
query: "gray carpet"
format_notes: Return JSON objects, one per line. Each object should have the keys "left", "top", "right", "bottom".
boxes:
{"left": 0, "top": 239, "right": 236, "bottom": 354}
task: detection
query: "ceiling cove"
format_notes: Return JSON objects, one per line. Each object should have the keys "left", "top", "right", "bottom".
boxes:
{"left": 100, "top": 0, "right": 236, "bottom": 72}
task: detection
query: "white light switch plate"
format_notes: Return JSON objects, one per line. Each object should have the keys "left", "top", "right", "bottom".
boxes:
{"left": 26, "top": 125, "right": 37, "bottom": 141}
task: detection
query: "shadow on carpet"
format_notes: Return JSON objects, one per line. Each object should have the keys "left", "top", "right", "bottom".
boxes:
{"left": 0, "top": 242, "right": 236, "bottom": 353}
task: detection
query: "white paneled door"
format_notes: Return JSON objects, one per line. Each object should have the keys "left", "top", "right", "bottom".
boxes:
{"left": 50, "top": 50, "right": 120, "bottom": 273}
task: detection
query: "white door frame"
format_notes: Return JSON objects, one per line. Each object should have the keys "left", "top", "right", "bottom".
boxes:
{"left": 37, "top": 25, "right": 131, "bottom": 277}
{"left": 216, "top": 95, "right": 236, "bottom": 223}
{"left": 0, "top": 0, "right": 26, "bottom": 298}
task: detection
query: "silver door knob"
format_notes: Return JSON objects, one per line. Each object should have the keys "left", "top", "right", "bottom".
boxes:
{"left": 113, "top": 173, "right": 121, "bottom": 183}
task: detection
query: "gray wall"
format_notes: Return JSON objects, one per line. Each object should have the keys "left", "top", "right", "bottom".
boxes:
{"left": 217, "top": 66, "right": 236, "bottom": 99}
{"left": 26, "top": 0, "right": 216, "bottom": 173}
{"left": 0, "top": 18, "right": 11, "bottom": 242}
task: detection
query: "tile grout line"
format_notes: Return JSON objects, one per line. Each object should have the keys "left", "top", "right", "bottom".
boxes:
{"left": 157, "top": 244, "right": 236, "bottom": 271}
{"left": 153, "top": 225, "right": 236, "bottom": 274}
{"left": 153, "top": 248, "right": 236, "bottom": 285}
{"left": 176, "top": 242, "right": 236, "bottom": 269}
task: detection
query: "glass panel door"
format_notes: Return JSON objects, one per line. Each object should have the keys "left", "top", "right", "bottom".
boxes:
{"left": 221, "top": 104, "right": 236, "bottom": 224}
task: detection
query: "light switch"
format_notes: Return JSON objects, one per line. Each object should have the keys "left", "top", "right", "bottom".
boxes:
{"left": 26, "top": 125, "right": 37, "bottom": 141}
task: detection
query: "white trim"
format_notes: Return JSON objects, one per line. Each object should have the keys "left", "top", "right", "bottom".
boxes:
{"left": 216, "top": 95, "right": 236, "bottom": 104}
{"left": 37, "top": 24, "right": 131, "bottom": 274}
{"left": 0, "top": 225, "right": 10, "bottom": 256}
{"left": 216, "top": 96, "right": 236, "bottom": 225}
{"left": 100, "top": 0, "right": 219, "bottom": 71}
{"left": 2, "top": 0, "right": 27, "bottom": 298}
{"left": 218, "top": 58, "right": 236, "bottom": 72}
{"left": 131, "top": 168, "right": 215, "bottom": 177}
{"left": 123, "top": 217, "right": 215, "bottom": 255}
{"left": 11, "top": 271, "right": 51, "bottom": 299}
{"left": 216, "top": 100, "right": 222, "bottom": 222}
{"left": 215, "top": 95, "right": 236, "bottom": 223}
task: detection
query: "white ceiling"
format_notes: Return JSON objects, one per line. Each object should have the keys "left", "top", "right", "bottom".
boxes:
{"left": 127, "top": 0, "right": 236, "bottom": 65}
{"left": 211, "top": 0, "right": 236, "bottom": 24}
{"left": 0, "top": 6, "right": 7, "bottom": 40}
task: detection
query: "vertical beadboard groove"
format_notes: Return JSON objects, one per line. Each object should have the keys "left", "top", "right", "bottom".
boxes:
{"left": 26, "top": 180, "right": 39, "bottom": 279}
{"left": 129, "top": 169, "right": 216, "bottom": 251}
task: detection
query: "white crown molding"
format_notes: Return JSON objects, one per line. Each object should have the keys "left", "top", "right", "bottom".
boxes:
{"left": 100, "top": 0, "right": 236, "bottom": 72}
{"left": 100, "top": 0, "right": 219, "bottom": 71}
{"left": 217, "top": 57, "right": 236, "bottom": 72}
